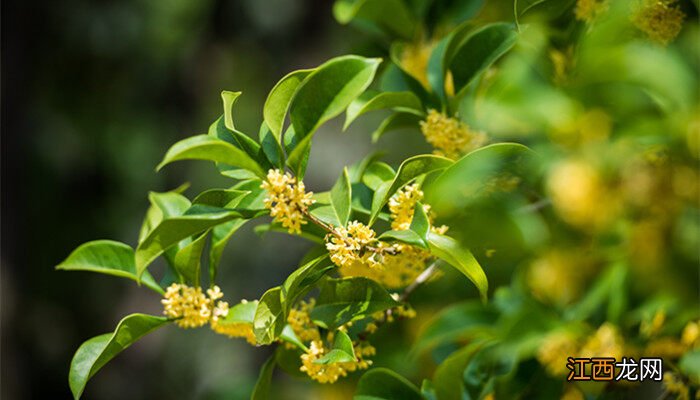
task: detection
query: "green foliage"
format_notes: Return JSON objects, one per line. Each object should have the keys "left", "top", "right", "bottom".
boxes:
{"left": 59, "top": 0, "right": 700, "bottom": 398}
{"left": 68, "top": 314, "right": 169, "bottom": 400}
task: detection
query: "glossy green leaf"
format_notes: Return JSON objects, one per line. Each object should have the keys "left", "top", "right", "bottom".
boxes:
{"left": 287, "top": 56, "right": 381, "bottom": 176}
{"left": 514, "top": 0, "right": 576, "bottom": 28}
{"left": 369, "top": 155, "right": 453, "bottom": 225}
{"left": 344, "top": 91, "right": 423, "bottom": 130}
{"left": 426, "top": 232, "right": 488, "bottom": 302}
{"left": 334, "top": 0, "right": 417, "bottom": 39}
{"left": 449, "top": 23, "right": 518, "bottom": 96}
{"left": 409, "top": 202, "right": 430, "bottom": 243}
{"left": 371, "top": 112, "right": 422, "bottom": 143}
{"left": 259, "top": 121, "right": 284, "bottom": 168}
{"left": 377, "top": 229, "right": 427, "bottom": 248}
{"left": 254, "top": 287, "right": 284, "bottom": 345}
{"left": 221, "top": 90, "right": 241, "bottom": 131}
{"left": 157, "top": 135, "right": 265, "bottom": 178}
{"left": 349, "top": 152, "right": 385, "bottom": 183}
{"left": 386, "top": 47, "right": 437, "bottom": 108}
{"left": 280, "top": 325, "right": 308, "bottom": 351}
{"left": 433, "top": 343, "right": 484, "bottom": 400}
{"left": 413, "top": 301, "right": 497, "bottom": 355}
{"left": 69, "top": 314, "right": 169, "bottom": 399}
{"left": 427, "top": 21, "right": 474, "bottom": 100}
{"left": 315, "top": 330, "right": 356, "bottom": 364}
{"left": 56, "top": 240, "right": 163, "bottom": 295}
{"left": 354, "top": 368, "right": 424, "bottom": 400}
{"left": 136, "top": 205, "right": 251, "bottom": 278}
{"left": 173, "top": 231, "right": 208, "bottom": 286}
{"left": 251, "top": 354, "right": 276, "bottom": 400}
{"left": 139, "top": 190, "right": 191, "bottom": 243}
{"left": 281, "top": 254, "right": 331, "bottom": 314}
{"left": 209, "top": 219, "right": 248, "bottom": 283}
{"left": 232, "top": 179, "right": 268, "bottom": 211}
{"left": 192, "top": 189, "right": 249, "bottom": 208}
{"left": 331, "top": 168, "right": 352, "bottom": 226}
{"left": 221, "top": 300, "right": 258, "bottom": 324}
{"left": 424, "top": 143, "right": 536, "bottom": 216}
{"left": 310, "top": 277, "right": 400, "bottom": 329}
{"left": 362, "top": 161, "right": 395, "bottom": 191}
{"left": 264, "top": 69, "right": 314, "bottom": 141}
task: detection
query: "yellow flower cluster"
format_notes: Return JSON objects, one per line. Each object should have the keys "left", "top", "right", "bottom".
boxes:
{"left": 288, "top": 300, "right": 376, "bottom": 383}
{"left": 161, "top": 284, "right": 230, "bottom": 329}
{"left": 400, "top": 40, "right": 455, "bottom": 95}
{"left": 262, "top": 169, "right": 315, "bottom": 234}
{"left": 337, "top": 184, "right": 448, "bottom": 289}
{"left": 300, "top": 340, "right": 375, "bottom": 384}
{"left": 527, "top": 250, "right": 584, "bottom": 306}
{"left": 538, "top": 323, "right": 624, "bottom": 377}
{"left": 632, "top": 0, "right": 686, "bottom": 46}
{"left": 210, "top": 299, "right": 257, "bottom": 345}
{"left": 547, "top": 159, "right": 617, "bottom": 230}
{"left": 644, "top": 320, "right": 699, "bottom": 359}
{"left": 326, "top": 221, "right": 382, "bottom": 269}
{"left": 537, "top": 331, "right": 580, "bottom": 376}
{"left": 580, "top": 323, "right": 624, "bottom": 360}
{"left": 287, "top": 299, "right": 321, "bottom": 344}
{"left": 575, "top": 0, "right": 608, "bottom": 22}
{"left": 420, "top": 110, "right": 487, "bottom": 159}
{"left": 663, "top": 372, "right": 691, "bottom": 400}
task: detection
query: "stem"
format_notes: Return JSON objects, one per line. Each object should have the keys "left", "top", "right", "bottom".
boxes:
{"left": 399, "top": 260, "right": 439, "bottom": 302}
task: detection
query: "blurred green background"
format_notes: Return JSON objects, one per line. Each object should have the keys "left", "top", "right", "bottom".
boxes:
{"left": 1, "top": 1, "right": 433, "bottom": 398}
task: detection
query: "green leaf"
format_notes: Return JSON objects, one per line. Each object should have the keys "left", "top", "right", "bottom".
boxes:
{"left": 192, "top": 189, "right": 249, "bottom": 208}
{"left": 220, "top": 300, "right": 258, "bottom": 324}
{"left": 424, "top": 143, "right": 536, "bottom": 216}
{"left": 136, "top": 205, "right": 252, "bottom": 278}
{"left": 354, "top": 368, "right": 424, "bottom": 400}
{"left": 280, "top": 325, "right": 308, "bottom": 351}
{"left": 433, "top": 343, "right": 484, "bottom": 400}
{"left": 334, "top": 0, "right": 418, "bottom": 39}
{"left": 221, "top": 90, "right": 241, "bottom": 131}
{"left": 348, "top": 152, "right": 385, "bottom": 183}
{"left": 426, "top": 232, "right": 488, "bottom": 302}
{"left": 68, "top": 314, "right": 169, "bottom": 400}
{"left": 449, "top": 23, "right": 518, "bottom": 96}
{"left": 427, "top": 21, "right": 474, "bottom": 100}
{"left": 310, "top": 277, "right": 400, "bottom": 330}
{"left": 233, "top": 179, "right": 268, "bottom": 211}
{"left": 173, "top": 231, "right": 208, "bottom": 286}
{"left": 315, "top": 330, "right": 356, "bottom": 364}
{"left": 369, "top": 155, "right": 453, "bottom": 225}
{"left": 287, "top": 56, "right": 381, "bottom": 176}
{"left": 209, "top": 219, "right": 248, "bottom": 284}
{"left": 251, "top": 354, "right": 276, "bottom": 400}
{"left": 362, "top": 161, "right": 395, "bottom": 191}
{"left": 377, "top": 230, "right": 427, "bottom": 248}
{"left": 139, "top": 190, "right": 191, "bottom": 243}
{"left": 264, "top": 68, "right": 315, "bottom": 141}
{"left": 514, "top": 0, "right": 576, "bottom": 28}
{"left": 259, "top": 121, "right": 284, "bottom": 169}
{"left": 409, "top": 202, "right": 430, "bottom": 243}
{"left": 281, "top": 254, "right": 332, "bottom": 314}
{"left": 157, "top": 135, "right": 265, "bottom": 178}
{"left": 56, "top": 240, "right": 163, "bottom": 295}
{"left": 254, "top": 287, "right": 285, "bottom": 345}
{"left": 331, "top": 168, "right": 352, "bottom": 226}
{"left": 680, "top": 349, "right": 700, "bottom": 384}
{"left": 344, "top": 91, "right": 423, "bottom": 130}
{"left": 413, "top": 301, "right": 496, "bottom": 355}
{"left": 371, "top": 112, "right": 423, "bottom": 143}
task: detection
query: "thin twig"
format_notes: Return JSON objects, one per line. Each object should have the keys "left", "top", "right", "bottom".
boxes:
{"left": 399, "top": 261, "right": 440, "bottom": 302}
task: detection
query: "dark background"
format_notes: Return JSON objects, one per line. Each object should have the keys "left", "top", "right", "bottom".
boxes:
{"left": 0, "top": 1, "right": 431, "bottom": 398}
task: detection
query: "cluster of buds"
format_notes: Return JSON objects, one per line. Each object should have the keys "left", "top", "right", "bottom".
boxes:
{"left": 262, "top": 169, "right": 315, "bottom": 234}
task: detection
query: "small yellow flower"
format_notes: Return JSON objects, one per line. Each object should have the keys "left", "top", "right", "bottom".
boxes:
{"left": 326, "top": 221, "right": 381, "bottom": 269}
{"left": 162, "top": 284, "right": 229, "bottom": 329}
{"left": 580, "top": 323, "right": 624, "bottom": 360}
{"left": 400, "top": 41, "right": 434, "bottom": 89}
{"left": 663, "top": 372, "right": 690, "bottom": 400}
{"left": 210, "top": 319, "right": 257, "bottom": 345}
{"left": 300, "top": 340, "right": 374, "bottom": 383}
{"left": 575, "top": 0, "right": 609, "bottom": 22}
{"left": 420, "top": 110, "right": 487, "bottom": 160}
{"left": 538, "top": 331, "right": 580, "bottom": 376}
{"left": 262, "top": 169, "right": 315, "bottom": 234}
{"left": 681, "top": 321, "right": 700, "bottom": 348}
{"left": 632, "top": 0, "right": 685, "bottom": 46}
{"left": 287, "top": 299, "right": 322, "bottom": 345}
{"left": 389, "top": 183, "right": 425, "bottom": 230}
{"left": 547, "top": 159, "right": 615, "bottom": 230}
